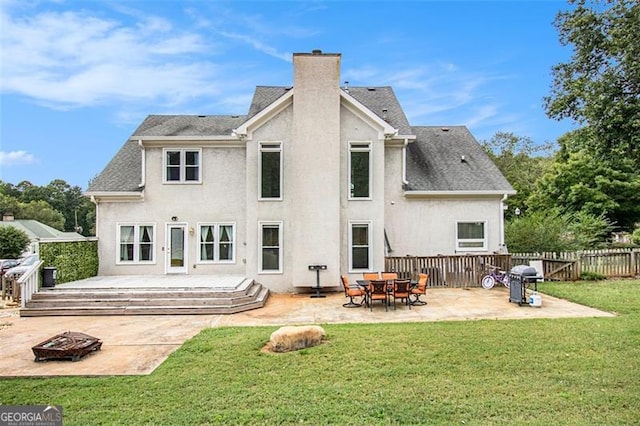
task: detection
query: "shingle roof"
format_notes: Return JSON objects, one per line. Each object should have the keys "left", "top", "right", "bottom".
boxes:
{"left": 344, "top": 87, "right": 412, "bottom": 135}
{"left": 247, "top": 87, "right": 292, "bottom": 119}
{"left": 0, "top": 220, "right": 85, "bottom": 240}
{"left": 405, "top": 126, "right": 514, "bottom": 192}
{"left": 132, "top": 115, "right": 247, "bottom": 137}
{"left": 87, "top": 86, "right": 510, "bottom": 194}
{"left": 87, "top": 139, "right": 142, "bottom": 192}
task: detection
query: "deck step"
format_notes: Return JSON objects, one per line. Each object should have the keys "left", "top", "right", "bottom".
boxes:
{"left": 20, "top": 280, "right": 269, "bottom": 317}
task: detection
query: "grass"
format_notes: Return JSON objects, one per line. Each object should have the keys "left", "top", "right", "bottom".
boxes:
{"left": 1, "top": 280, "right": 639, "bottom": 425}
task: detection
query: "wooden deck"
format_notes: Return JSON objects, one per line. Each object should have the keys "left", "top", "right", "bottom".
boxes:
{"left": 19, "top": 275, "right": 270, "bottom": 317}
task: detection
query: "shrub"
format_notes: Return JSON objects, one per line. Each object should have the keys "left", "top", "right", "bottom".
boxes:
{"left": 39, "top": 240, "right": 98, "bottom": 284}
{"left": 580, "top": 271, "right": 606, "bottom": 281}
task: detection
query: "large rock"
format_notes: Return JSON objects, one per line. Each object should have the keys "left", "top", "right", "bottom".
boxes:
{"left": 268, "top": 325, "right": 326, "bottom": 353}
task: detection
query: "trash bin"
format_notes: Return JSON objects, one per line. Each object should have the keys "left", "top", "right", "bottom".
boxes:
{"left": 42, "top": 267, "right": 57, "bottom": 288}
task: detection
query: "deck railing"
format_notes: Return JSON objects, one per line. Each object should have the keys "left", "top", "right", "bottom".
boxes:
{"left": 385, "top": 254, "right": 511, "bottom": 288}
{"left": 18, "top": 260, "right": 44, "bottom": 307}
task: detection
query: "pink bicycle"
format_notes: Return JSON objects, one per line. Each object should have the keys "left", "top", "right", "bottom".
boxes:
{"left": 481, "top": 265, "right": 510, "bottom": 289}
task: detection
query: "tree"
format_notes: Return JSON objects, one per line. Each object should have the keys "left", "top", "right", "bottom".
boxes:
{"left": 545, "top": 0, "right": 640, "bottom": 162}
{"left": 19, "top": 200, "right": 66, "bottom": 231}
{"left": 527, "top": 146, "right": 640, "bottom": 231}
{"left": 481, "top": 132, "right": 554, "bottom": 219}
{"left": 0, "top": 226, "right": 31, "bottom": 259}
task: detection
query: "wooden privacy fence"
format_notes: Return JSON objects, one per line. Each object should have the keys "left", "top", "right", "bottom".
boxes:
{"left": 386, "top": 249, "right": 640, "bottom": 287}
{"left": 385, "top": 254, "right": 511, "bottom": 288}
{"left": 513, "top": 248, "right": 640, "bottom": 279}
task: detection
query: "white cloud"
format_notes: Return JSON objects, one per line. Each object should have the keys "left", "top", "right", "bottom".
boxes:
{"left": 344, "top": 62, "right": 518, "bottom": 132}
{"left": 0, "top": 150, "right": 37, "bottom": 166}
{"left": 0, "top": 6, "right": 221, "bottom": 109}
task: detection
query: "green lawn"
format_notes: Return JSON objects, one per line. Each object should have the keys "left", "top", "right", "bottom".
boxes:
{"left": 2, "top": 280, "right": 639, "bottom": 425}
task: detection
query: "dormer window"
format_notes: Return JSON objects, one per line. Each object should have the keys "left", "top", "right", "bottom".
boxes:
{"left": 163, "top": 148, "right": 201, "bottom": 184}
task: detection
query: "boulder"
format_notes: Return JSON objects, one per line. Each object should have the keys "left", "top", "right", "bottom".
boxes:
{"left": 268, "top": 325, "right": 326, "bottom": 353}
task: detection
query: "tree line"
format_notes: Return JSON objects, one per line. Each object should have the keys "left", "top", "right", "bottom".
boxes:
{"left": 0, "top": 179, "right": 95, "bottom": 236}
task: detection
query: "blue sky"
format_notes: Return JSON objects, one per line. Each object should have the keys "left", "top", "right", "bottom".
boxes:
{"left": 0, "top": 0, "right": 576, "bottom": 190}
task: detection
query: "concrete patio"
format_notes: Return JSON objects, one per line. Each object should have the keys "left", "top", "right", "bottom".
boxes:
{"left": 0, "top": 287, "right": 614, "bottom": 377}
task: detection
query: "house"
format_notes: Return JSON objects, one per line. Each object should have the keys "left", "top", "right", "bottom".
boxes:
{"left": 86, "top": 51, "right": 514, "bottom": 293}
{"left": 0, "top": 214, "right": 87, "bottom": 255}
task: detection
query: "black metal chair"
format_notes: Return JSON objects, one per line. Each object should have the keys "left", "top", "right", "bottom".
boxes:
{"left": 369, "top": 280, "right": 389, "bottom": 311}
{"left": 392, "top": 279, "right": 411, "bottom": 310}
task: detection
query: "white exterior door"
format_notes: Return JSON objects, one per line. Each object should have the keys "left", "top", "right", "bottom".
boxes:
{"left": 166, "top": 223, "right": 187, "bottom": 274}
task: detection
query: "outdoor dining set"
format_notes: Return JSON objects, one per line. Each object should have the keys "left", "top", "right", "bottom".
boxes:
{"left": 341, "top": 272, "right": 429, "bottom": 311}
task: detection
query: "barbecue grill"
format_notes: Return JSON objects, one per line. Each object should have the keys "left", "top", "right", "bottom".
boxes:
{"left": 508, "top": 265, "right": 542, "bottom": 306}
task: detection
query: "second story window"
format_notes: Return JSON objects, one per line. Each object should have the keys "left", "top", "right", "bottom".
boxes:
{"left": 259, "top": 142, "right": 282, "bottom": 199}
{"left": 164, "top": 148, "right": 201, "bottom": 183}
{"left": 349, "top": 142, "right": 371, "bottom": 199}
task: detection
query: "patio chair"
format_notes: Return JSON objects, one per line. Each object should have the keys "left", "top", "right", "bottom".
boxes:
{"left": 341, "top": 275, "right": 366, "bottom": 308}
{"left": 392, "top": 279, "right": 411, "bottom": 310}
{"left": 369, "top": 279, "right": 389, "bottom": 311}
{"left": 381, "top": 272, "right": 398, "bottom": 282}
{"left": 363, "top": 272, "right": 380, "bottom": 281}
{"left": 410, "top": 273, "right": 429, "bottom": 306}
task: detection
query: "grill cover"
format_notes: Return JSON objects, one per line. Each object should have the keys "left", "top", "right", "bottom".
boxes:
{"left": 510, "top": 265, "right": 538, "bottom": 276}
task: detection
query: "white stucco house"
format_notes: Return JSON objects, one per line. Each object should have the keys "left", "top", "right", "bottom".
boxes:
{"left": 86, "top": 51, "right": 515, "bottom": 293}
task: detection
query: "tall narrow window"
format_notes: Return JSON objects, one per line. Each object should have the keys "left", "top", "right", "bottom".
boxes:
{"left": 349, "top": 142, "right": 371, "bottom": 199}
{"left": 164, "top": 148, "right": 201, "bottom": 183}
{"left": 200, "top": 225, "right": 215, "bottom": 261}
{"left": 259, "top": 142, "right": 282, "bottom": 199}
{"left": 118, "top": 224, "right": 155, "bottom": 263}
{"left": 260, "top": 221, "right": 282, "bottom": 273}
{"left": 456, "top": 222, "right": 487, "bottom": 251}
{"left": 139, "top": 225, "right": 154, "bottom": 261}
{"left": 219, "top": 225, "right": 234, "bottom": 261}
{"left": 350, "top": 221, "right": 372, "bottom": 271}
{"left": 119, "top": 225, "right": 134, "bottom": 262}
{"left": 198, "top": 223, "right": 235, "bottom": 263}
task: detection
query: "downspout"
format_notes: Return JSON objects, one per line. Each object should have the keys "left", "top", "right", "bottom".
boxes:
{"left": 499, "top": 194, "right": 507, "bottom": 252}
{"left": 138, "top": 139, "right": 145, "bottom": 188}
{"left": 401, "top": 138, "right": 409, "bottom": 185}
{"left": 90, "top": 195, "right": 99, "bottom": 238}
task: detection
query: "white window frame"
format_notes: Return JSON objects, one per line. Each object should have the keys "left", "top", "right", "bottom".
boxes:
{"left": 456, "top": 221, "right": 488, "bottom": 252}
{"left": 258, "top": 221, "right": 283, "bottom": 274}
{"left": 116, "top": 223, "right": 156, "bottom": 264}
{"left": 349, "top": 220, "right": 372, "bottom": 272}
{"left": 163, "top": 148, "right": 202, "bottom": 184}
{"left": 348, "top": 141, "right": 372, "bottom": 200}
{"left": 259, "top": 142, "right": 283, "bottom": 201}
{"left": 197, "top": 222, "right": 236, "bottom": 264}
